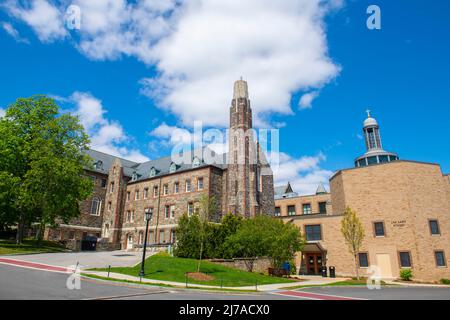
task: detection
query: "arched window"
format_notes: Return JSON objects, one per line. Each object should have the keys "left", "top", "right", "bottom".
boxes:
{"left": 192, "top": 157, "right": 201, "bottom": 168}
{"left": 132, "top": 171, "right": 138, "bottom": 181}
{"left": 150, "top": 167, "right": 157, "bottom": 177}
{"left": 94, "top": 160, "right": 103, "bottom": 170}
{"left": 169, "top": 162, "right": 177, "bottom": 173}
{"left": 90, "top": 197, "right": 101, "bottom": 216}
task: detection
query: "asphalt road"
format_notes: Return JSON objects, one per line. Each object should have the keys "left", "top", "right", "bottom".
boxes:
{"left": 1, "top": 264, "right": 450, "bottom": 300}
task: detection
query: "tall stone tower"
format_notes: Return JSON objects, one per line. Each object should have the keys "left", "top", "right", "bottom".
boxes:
{"left": 227, "top": 79, "right": 274, "bottom": 217}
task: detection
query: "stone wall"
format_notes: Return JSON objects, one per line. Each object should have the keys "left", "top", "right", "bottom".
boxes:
{"left": 208, "top": 257, "right": 272, "bottom": 274}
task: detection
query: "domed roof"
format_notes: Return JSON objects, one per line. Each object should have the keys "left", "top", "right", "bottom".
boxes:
{"left": 363, "top": 116, "right": 378, "bottom": 127}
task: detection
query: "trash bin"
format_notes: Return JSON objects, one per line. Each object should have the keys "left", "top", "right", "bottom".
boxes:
{"left": 329, "top": 266, "right": 336, "bottom": 278}
{"left": 321, "top": 266, "right": 327, "bottom": 277}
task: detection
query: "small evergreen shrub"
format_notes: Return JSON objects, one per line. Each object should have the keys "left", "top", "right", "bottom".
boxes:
{"left": 400, "top": 269, "right": 413, "bottom": 281}
{"left": 440, "top": 278, "right": 450, "bottom": 285}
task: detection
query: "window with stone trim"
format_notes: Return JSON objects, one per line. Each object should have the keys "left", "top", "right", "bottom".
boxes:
{"left": 165, "top": 205, "right": 170, "bottom": 219}
{"left": 399, "top": 251, "right": 412, "bottom": 268}
{"left": 170, "top": 205, "right": 175, "bottom": 219}
{"left": 197, "top": 177, "right": 204, "bottom": 190}
{"left": 185, "top": 180, "right": 192, "bottom": 192}
{"left": 302, "top": 203, "right": 312, "bottom": 215}
{"left": 435, "top": 251, "right": 446, "bottom": 267}
{"left": 135, "top": 190, "right": 140, "bottom": 200}
{"left": 143, "top": 188, "right": 149, "bottom": 199}
{"left": 153, "top": 186, "right": 159, "bottom": 197}
{"left": 429, "top": 219, "right": 440, "bottom": 235}
{"left": 188, "top": 203, "right": 194, "bottom": 216}
{"left": 163, "top": 184, "right": 169, "bottom": 195}
{"left": 90, "top": 197, "right": 101, "bottom": 216}
{"left": 305, "top": 225, "right": 322, "bottom": 241}
{"left": 174, "top": 182, "right": 179, "bottom": 194}
{"left": 358, "top": 253, "right": 369, "bottom": 267}
{"left": 287, "top": 205, "right": 296, "bottom": 216}
{"left": 373, "top": 221, "right": 385, "bottom": 237}
{"left": 318, "top": 202, "right": 327, "bottom": 214}
{"left": 110, "top": 182, "right": 114, "bottom": 193}
{"left": 274, "top": 207, "right": 281, "bottom": 216}
{"left": 126, "top": 191, "right": 130, "bottom": 201}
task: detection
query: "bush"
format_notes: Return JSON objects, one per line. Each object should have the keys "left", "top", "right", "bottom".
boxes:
{"left": 400, "top": 269, "right": 413, "bottom": 281}
{"left": 440, "top": 279, "right": 450, "bottom": 285}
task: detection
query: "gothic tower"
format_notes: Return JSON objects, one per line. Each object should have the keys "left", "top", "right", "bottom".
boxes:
{"left": 227, "top": 79, "right": 273, "bottom": 217}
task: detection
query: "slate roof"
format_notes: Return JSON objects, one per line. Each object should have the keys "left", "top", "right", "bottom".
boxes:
{"left": 84, "top": 148, "right": 227, "bottom": 182}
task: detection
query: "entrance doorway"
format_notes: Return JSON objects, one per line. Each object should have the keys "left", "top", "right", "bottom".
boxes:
{"left": 126, "top": 234, "right": 134, "bottom": 250}
{"left": 305, "top": 252, "right": 323, "bottom": 275}
{"left": 376, "top": 253, "right": 393, "bottom": 278}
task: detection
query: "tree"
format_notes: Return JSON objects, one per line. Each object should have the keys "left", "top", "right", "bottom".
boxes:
{"left": 173, "top": 213, "right": 202, "bottom": 258}
{"left": 268, "top": 220, "right": 304, "bottom": 269}
{"left": 0, "top": 96, "right": 93, "bottom": 244}
{"left": 197, "top": 194, "right": 218, "bottom": 272}
{"left": 340, "top": 206, "right": 365, "bottom": 280}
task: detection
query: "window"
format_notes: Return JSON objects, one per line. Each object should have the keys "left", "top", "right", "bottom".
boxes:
{"left": 170, "top": 205, "right": 175, "bottom": 219}
{"left": 358, "top": 253, "right": 369, "bottom": 268}
{"left": 287, "top": 205, "right": 296, "bottom": 216}
{"left": 192, "top": 157, "right": 201, "bottom": 168}
{"left": 126, "top": 211, "right": 130, "bottom": 222}
{"left": 135, "top": 190, "right": 140, "bottom": 200}
{"left": 126, "top": 191, "right": 130, "bottom": 201}
{"left": 149, "top": 231, "right": 155, "bottom": 243}
{"left": 150, "top": 167, "right": 157, "bottom": 177}
{"left": 107, "top": 202, "right": 112, "bottom": 211}
{"left": 132, "top": 172, "right": 138, "bottom": 181}
{"left": 185, "top": 180, "right": 191, "bottom": 192}
{"left": 101, "top": 179, "right": 107, "bottom": 188}
{"left": 318, "top": 202, "right": 327, "bottom": 214}
{"left": 169, "top": 163, "right": 177, "bottom": 173}
{"left": 302, "top": 203, "right": 312, "bottom": 215}
{"left": 274, "top": 207, "right": 281, "bottom": 216}
{"left": 163, "top": 184, "right": 169, "bottom": 195}
{"left": 94, "top": 160, "right": 103, "bottom": 170}
{"left": 153, "top": 186, "right": 159, "bottom": 197}
{"left": 197, "top": 178, "right": 204, "bottom": 190}
{"left": 165, "top": 205, "right": 170, "bottom": 219}
{"left": 435, "top": 251, "right": 446, "bottom": 267}
{"left": 69, "top": 231, "right": 75, "bottom": 240}
{"left": 373, "top": 222, "right": 385, "bottom": 237}
{"left": 160, "top": 230, "right": 165, "bottom": 243}
{"left": 367, "top": 156, "right": 378, "bottom": 165}
{"left": 143, "top": 188, "right": 148, "bottom": 199}
{"left": 305, "top": 225, "right": 322, "bottom": 241}
{"left": 171, "top": 230, "right": 176, "bottom": 243}
{"left": 138, "top": 232, "right": 143, "bottom": 245}
{"left": 399, "top": 251, "right": 412, "bottom": 268}
{"left": 90, "top": 197, "right": 101, "bottom": 216}
{"left": 188, "top": 203, "right": 194, "bottom": 216}
{"left": 130, "top": 210, "right": 135, "bottom": 222}
{"left": 174, "top": 182, "right": 179, "bottom": 194}
{"left": 110, "top": 182, "right": 114, "bottom": 193}
{"left": 429, "top": 220, "right": 440, "bottom": 235}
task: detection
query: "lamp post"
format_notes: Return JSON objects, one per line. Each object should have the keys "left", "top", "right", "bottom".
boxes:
{"left": 139, "top": 209, "right": 152, "bottom": 277}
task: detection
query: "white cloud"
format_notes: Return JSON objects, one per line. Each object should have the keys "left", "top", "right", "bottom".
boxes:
{"left": 272, "top": 152, "right": 333, "bottom": 195}
{"left": 0, "top": 108, "right": 5, "bottom": 118}
{"left": 299, "top": 91, "right": 319, "bottom": 110}
{"left": 4, "top": 0, "right": 342, "bottom": 127}
{"left": 3, "top": 0, "right": 66, "bottom": 42}
{"left": 68, "top": 92, "right": 149, "bottom": 162}
{"left": 1, "top": 21, "right": 29, "bottom": 43}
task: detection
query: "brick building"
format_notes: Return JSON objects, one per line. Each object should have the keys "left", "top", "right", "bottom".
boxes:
{"left": 275, "top": 113, "right": 450, "bottom": 282}
{"left": 45, "top": 79, "right": 274, "bottom": 250}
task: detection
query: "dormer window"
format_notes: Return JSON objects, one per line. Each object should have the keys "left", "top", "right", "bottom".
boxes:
{"left": 150, "top": 167, "right": 157, "bottom": 177}
{"left": 131, "top": 172, "right": 138, "bottom": 181}
{"left": 94, "top": 160, "right": 103, "bottom": 170}
{"left": 169, "top": 162, "right": 177, "bottom": 173}
{"left": 192, "top": 157, "right": 201, "bottom": 168}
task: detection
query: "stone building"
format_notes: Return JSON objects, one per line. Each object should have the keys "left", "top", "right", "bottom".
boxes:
{"left": 275, "top": 113, "right": 450, "bottom": 282}
{"left": 45, "top": 79, "right": 275, "bottom": 250}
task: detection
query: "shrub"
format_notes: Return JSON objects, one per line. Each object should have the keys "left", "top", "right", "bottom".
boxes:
{"left": 400, "top": 269, "right": 413, "bottom": 281}
{"left": 440, "top": 278, "right": 450, "bottom": 285}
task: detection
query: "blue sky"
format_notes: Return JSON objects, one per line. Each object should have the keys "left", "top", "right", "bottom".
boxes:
{"left": 0, "top": 0, "right": 449, "bottom": 194}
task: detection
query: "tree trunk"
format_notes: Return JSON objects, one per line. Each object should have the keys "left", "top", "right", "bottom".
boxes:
{"left": 36, "top": 221, "right": 45, "bottom": 246}
{"left": 354, "top": 254, "right": 360, "bottom": 280}
{"left": 197, "top": 240, "right": 204, "bottom": 272}
{"left": 15, "top": 214, "right": 24, "bottom": 245}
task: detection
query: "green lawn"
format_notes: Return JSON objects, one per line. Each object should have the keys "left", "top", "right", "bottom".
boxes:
{"left": 0, "top": 239, "right": 67, "bottom": 255}
{"left": 93, "top": 253, "right": 295, "bottom": 287}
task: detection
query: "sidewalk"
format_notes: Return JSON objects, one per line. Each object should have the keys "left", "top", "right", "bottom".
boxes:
{"left": 83, "top": 270, "right": 349, "bottom": 292}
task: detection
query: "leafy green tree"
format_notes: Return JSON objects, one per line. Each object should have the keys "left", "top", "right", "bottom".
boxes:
{"left": 340, "top": 206, "right": 365, "bottom": 280}
{"left": 0, "top": 96, "right": 93, "bottom": 243}
{"left": 224, "top": 215, "right": 304, "bottom": 272}
{"left": 214, "top": 213, "right": 242, "bottom": 258}
{"left": 174, "top": 213, "right": 202, "bottom": 258}
{"left": 197, "top": 194, "right": 218, "bottom": 271}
